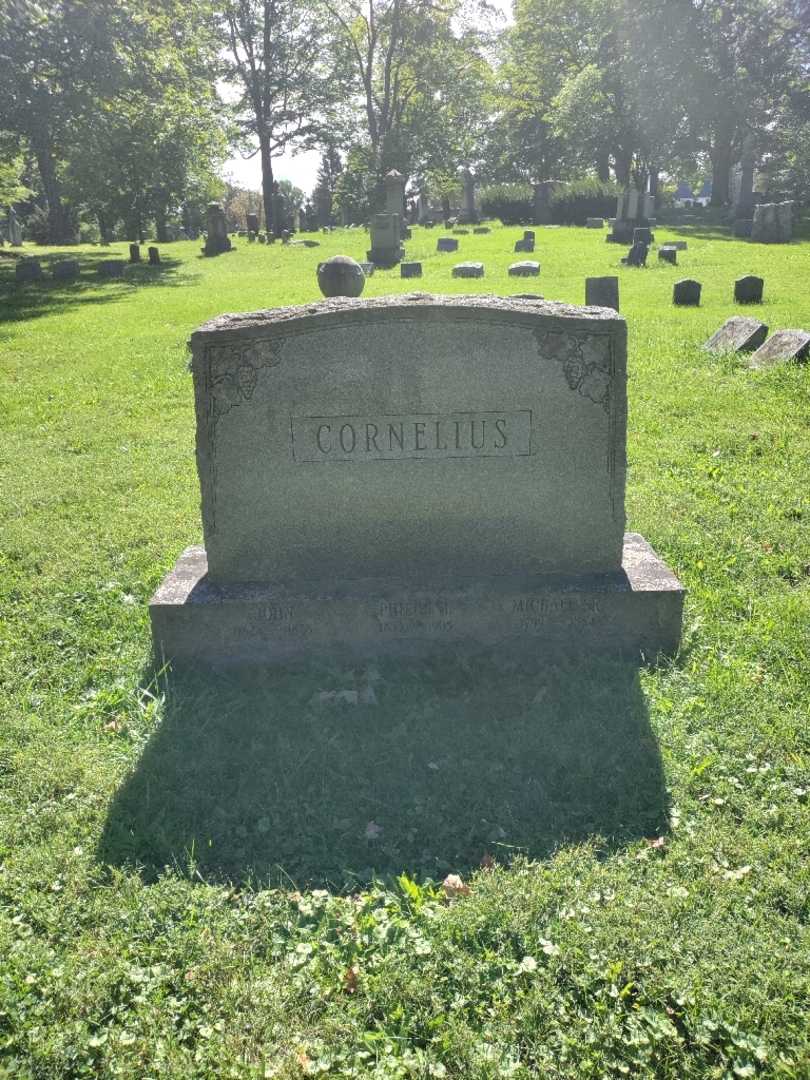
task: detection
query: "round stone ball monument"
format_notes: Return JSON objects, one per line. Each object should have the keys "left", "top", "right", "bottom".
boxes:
{"left": 316, "top": 255, "right": 366, "bottom": 298}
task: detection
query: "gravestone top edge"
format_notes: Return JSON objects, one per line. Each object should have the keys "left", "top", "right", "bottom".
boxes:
{"left": 190, "top": 294, "right": 625, "bottom": 346}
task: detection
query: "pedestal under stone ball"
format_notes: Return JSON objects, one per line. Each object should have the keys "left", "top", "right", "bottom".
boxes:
{"left": 317, "top": 255, "right": 366, "bottom": 298}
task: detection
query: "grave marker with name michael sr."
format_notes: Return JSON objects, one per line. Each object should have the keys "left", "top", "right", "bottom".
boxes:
{"left": 150, "top": 294, "right": 683, "bottom": 664}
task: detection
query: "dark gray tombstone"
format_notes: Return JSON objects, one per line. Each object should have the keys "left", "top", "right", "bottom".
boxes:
{"left": 673, "top": 279, "right": 701, "bottom": 306}
{"left": 734, "top": 275, "right": 764, "bottom": 304}
{"left": 248, "top": 232, "right": 256, "bottom": 243}
{"left": 98, "top": 260, "right": 126, "bottom": 279}
{"left": 52, "top": 259, "right": 79, "bottom": 282}
{"left": 508, "top": 261, "right": 540, "bottom": 277}
{"left": 452, "top": 229, "right": 470, "bottom": 235}
{"left": 751, "top": 202, "right": 792, "bottom": 244}
{"left": 15, "top": 257, "right": 43, "bottom": 282}
{"left": 366, "top": 213, "right": 403, "bottom": 266}
{"left": 437, "top": 237, "right": 459, "bottom": 253}
{"left": 473, "top": 226, "right": 490, "bottom": 234}
{"left": 452, "top": 262, "right": 484, "bottom": 278}
{"left": 514, "top": 238, "right": 535, "bottom": 253}
{"left": 150, "top": 295, "right": 684, "bottom": 665}
{"left": 621, "top": 242, "right": 648, "bottom": 267}
{"left": 585, "top": 276, "right": 619, "bottom": 312}
{"left": 704, "top": 317, "right": 768, "bottom": 354}
{"left": 203, "top": 203, "right": 231, "bottom": 256}
{"left": 401, "top": 261, "right": 422, "bottom": 278}
{"left": 749, "top": 330, "right": 810, "bottom": 369}
{"left": 316, "top": 255, "right": 366, "bottom": 298}
{"left": 129, "top": 243, "right": 141, "bottom": 263}
{"left": 586, "top": 217, "right": 604, "bottom": 228}
{"left": 148, "top": 246, "right": 160, "bottom": 265}
{"left": 633, "top": 226, "right": 653, "bottom": 247}
{"left": 523, "top": 230, "right": 535, "bottom": 241}
{"left": 658, "top": 246, "right": 677, "bottom": 265}
{"left": 733, "top": 220, "right": 753, "bottom": 239}
{"left": 246, "top": 213, "right": 259, "bottom": 234}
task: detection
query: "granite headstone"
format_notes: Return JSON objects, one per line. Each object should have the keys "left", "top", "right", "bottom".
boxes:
{"left": 704, "top": 317, "right": 768, "bottom": 354}
{"left": 748, "top": 330, "right": 810, "bottom": 369}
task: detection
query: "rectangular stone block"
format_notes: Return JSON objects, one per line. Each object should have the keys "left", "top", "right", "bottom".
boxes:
{"left": 749, "top": 330, "right": 810, "bottom": 369}
{"left": 704, "top": 316, "right": 768, "bottom": 354}
{"left": 186, "top": 296, "right": 628, "bottom": 585}
{"left": 151, "top": 533, "right": 684, "bottom": 666}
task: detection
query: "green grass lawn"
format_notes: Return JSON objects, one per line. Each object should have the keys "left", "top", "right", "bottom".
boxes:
{"left": 1, "top": 224, "right": 809, "bottom": 1078}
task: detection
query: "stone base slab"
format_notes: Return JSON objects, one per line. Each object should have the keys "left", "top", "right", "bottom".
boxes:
{"left": 150, "top": 533, "right": 684, "bottom": 667}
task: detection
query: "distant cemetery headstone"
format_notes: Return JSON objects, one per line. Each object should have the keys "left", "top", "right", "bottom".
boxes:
{"left": 523, "top": 231, "right": 535, "bottom": 242}
{"left": 633, "top": 226, "right": 653, "bottom": 246}
{"left": 658, "top": 245, "right": 677, "bottom": 265}
{"left": 453, "top": 229, "right": 470, "bottom": 235}
{"left": 148, "top": 246, "right": 160, "bottom": 266}
{"left": 401, "top": 261, "right": 422, "bottom": 278}
{"left": 671, "top": 241, "right": 688, "bottom": 250}
{"left": 367, "top": 213, "right": 403, "bottom": 266}
{"left": 384, "top": 170, "right": 406, "bottom": 235}
{"left": 734, "top": 275, "right": 764, "bottom": 304}
{"left": 129, "top": 243, "right": 141, "bottom": 263}
{"left": 750, "top": 202, "right": 792, "bottom": 244}
{"left": 203, "top": 203, "right": 232, "bottom": 256}
{"left": 704, "top": 316, "right": 768, "bottom": 354}
{"left": 98, "top": 260, "right": 126, "bottom": 278}
{"left": 7, "top": 206, "right": 22, "bottom": 247}
{"left": 150, "top": 295, "right": 683, "bottom": 664}
{"left": 673, "top": 279, "right": 701, "bottom": 306}
{"left": 15, "top": 257, "right": 43, "bottom": 282}
{"left": 508, "top": 261, "right": 540, "bottom": 277}
{"left": 437, "top": 237, "right": 459, "bottom": 253}
{"left": 52, "top": 259, "right": 79, "bottom": 282}
{"left": 246, "top": 212, "right": 259, "bottom": 234}
{"left": 748, "top": 330, "right": 810, "bottom": 369}
{"left": 317, "top": 255, "right": 365, "bottom": 298}
{"left": 473, "top": 226, "right": 490, "bottom": 234}
{"left": 452, "top": 262, "right": 484, "bottom": 278}
{"left": 459, "top": 167, "right": 478, "bottom": 224}
{"left": 586, "top": 217, "right": 604, "bottom": 228}
{"left": 514, "top": 238, "right": 535, "bottom": 253}
{"left": 621, "top": 241, "right": 648, "bottom": 267}
{"left": 585, "top": 276, "right": 619, "bottom": 311}
{"left": 733, "top": 220, "right": 753, "bottom": 238}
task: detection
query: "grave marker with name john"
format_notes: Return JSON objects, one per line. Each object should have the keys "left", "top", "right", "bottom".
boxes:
{"left": 151, "top": 295, "right": 683, "bottom": 664}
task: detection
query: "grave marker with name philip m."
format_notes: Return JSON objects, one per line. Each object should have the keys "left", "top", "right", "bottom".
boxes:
{"left": 151, "top": 295, "right": 683, "bottom": 664}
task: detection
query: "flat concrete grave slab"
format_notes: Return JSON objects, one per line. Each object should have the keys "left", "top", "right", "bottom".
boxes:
{"left": 151, "top": 294, "right": 683, "bottom": 664}
{"left": 452, "top": 262, "right": 484, "bottom": 278}
{"left": 748, "top": 330, "right": 810, "bottom": 369}
{"left": 509, "top": 261, "right": 540, "bottom": 277}
{"left": 704, "top": 316, "right": 768, "bottom": 354}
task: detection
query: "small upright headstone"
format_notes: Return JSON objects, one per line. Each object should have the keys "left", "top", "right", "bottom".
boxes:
{"left": 401, "top": 261, "right": 422, "bottom": 279}
{"left": 586, "top": 217, "right": 604, "bottom": 228}
{"left": 7, "top": 207, "right": 22, "bottom": 247}
{"left": 282, "top": 230, "right": 291, "bottom": 244}
{"left": 452, "top": 262, "right": 484, "bottom": 278}
{"left": 473, "top": 226, "right": 490, "bottom": 235}
{"left": 15, "top": 257, "right": 43, "bottom": 282}
{"left": 514, "top": 238, "right": 535, "bottom": 253}
{"left": 734, "top": 275, "right": 763, "bottom": 304}
{"left": 633, "top": 226, "right": 653, "bottom": 246}
{"left": 621, "top": 242, "right": 648, "bottom": 267}
{"left": 203, "top": 203, "right": 232, "bottom": 256}
{"left": 246, "top": 212, "right": 259, "bottom": 234}
{"left": 98, "top": 260, "right": 126, "bottom": 279}
{"left": 585, "top": 276, "right": 619, "bottom": 312}
{"left": 437, "top": 237, "right": 459, "bottom": 253}
{"left": 704, "top": 316, "right": 768, "bottom": 354}
{"left": 452, "top": 228, "right": 470, "bottom": 235}
{"left": 749, "top": 330, "right": 810, "bottom": 369}
{"left": 673, "top": 279, "right": 701, "bottom": 306}
{"left": 523, "top": 230, "right": 535, "bottom": 242}
{"left": 658, "top": 245, "right": 677, "bottom": 265}
{"left": 129, "top": 243, "right": 141, "bottom": 263}
{"left": 148, "top": 246, "right": 160, "bottom": 265}
{"left": 52, "top": 259, "right": 79, "bottom": 282}
{"left": 316, "top": 255, "right": 365, "bottom": 298}
{"left": 508, "top": 261, "right": 540, "bottom": 277}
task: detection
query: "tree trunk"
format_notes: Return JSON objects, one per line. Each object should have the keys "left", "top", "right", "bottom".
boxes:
{"left": 595, "top": 153, "right": 610, "bottom": 182}
{"left": 613, "top": 151, "right": 631, "bottom": 187}
{"left": 710, "top": 129, "right": 734, "bottom": 206}
{"left": 155, "top": 203, "right": 169, "bottom": 243}
{"left": 259, "top": 135, "right": 278, "bottom": 236}
{"left": 31, "top": 131, "right": 72, "bottom": 244}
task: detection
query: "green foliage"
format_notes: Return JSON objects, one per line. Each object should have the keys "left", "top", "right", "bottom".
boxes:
{"left": 479, "top": 182, "right": 534, "bottom": 224}
{"left": 549, "top": 177, "right": 619, "bottom": 224}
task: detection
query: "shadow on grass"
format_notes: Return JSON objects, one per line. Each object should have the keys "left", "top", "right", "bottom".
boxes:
{"left": 98, "top": 655, "right": 668, "bottom": 890}
{"left": 0, "top": 250, "right": 190, "bottom": 327}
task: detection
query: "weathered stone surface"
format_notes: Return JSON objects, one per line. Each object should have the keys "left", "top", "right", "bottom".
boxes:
{"left": 508, "top": 261, "right": 540, "bottom": 277}
{"left": 704, "top": 316, "right": 768, "bottom": 354}
{"left": 203, "top": 203, "right": 231, "bottom": 256}
{"left": 658, "top": 245, "right": 677, "bottom": 264}
{"left": 129, "top": 243, "right": 141, "bottom": 263}
{"left": 367, "top": 213, "right": 403, "bottom": 266}
{"left": 151, "top": 533, "right": 684, "bottom": 665}
{"left": 514, "top": 238, "right": 535, "bottom": 253}
{"left": 585, "top": 277, "right": 619, "bottom": 311}
{"left": 437, "top": 237, "right": 459, "bottom": 253}
{"left": 673, "top": 279, "right": 701, "bottom": 306}
{"left": 633, "top": 226, "right": 653, "bottom": 246}
{"left": 148, "top": 246, "right": 160, "bottom": 266}
{"left": 751, "top": 201, "right": 792, "bottom": 244}
{"left": 734, "top": 275, "right": 763, "bottom": 304}
{"left": 52, "top": 259, "right": 79, "bottom": 281}
{"left": 621, "top": 242, "right": 648, "bottom": 267}
{"left": 749, "top": 330, "right": 810, "bottom": 369}
{"left": 97, "top": 260, "right": 126, "bottom": 279}
{"left": 401, "top": 261, "right": 422, "bottom": 278}
{"left": 317, "top": 255, "right": 365, "bottom": 298}
{"left": 452, "top": 262, "right": 484, "bottom": 278}
{"left": 586, "top": 217, "right": 604, "bottom": 228}
{"left": 15, "top": 257, "right": 43, "bottom": 282}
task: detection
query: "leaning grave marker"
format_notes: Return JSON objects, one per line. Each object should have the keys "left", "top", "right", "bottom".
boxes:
{"left": 151, "top": 295, "right": 683, "bottom": 664}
